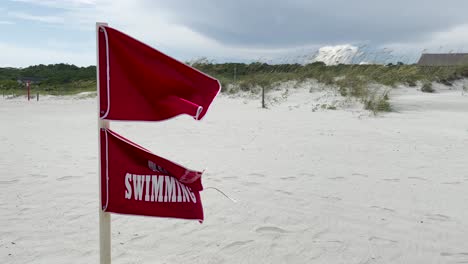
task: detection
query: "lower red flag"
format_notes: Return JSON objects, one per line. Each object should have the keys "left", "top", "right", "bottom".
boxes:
{"left": 100, "top": 128, "right": 204, "bottom": 221}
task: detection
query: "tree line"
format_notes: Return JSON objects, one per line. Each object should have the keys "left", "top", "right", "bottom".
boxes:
{"left": 0, "top": 63, "right": 96, "bottom": 92}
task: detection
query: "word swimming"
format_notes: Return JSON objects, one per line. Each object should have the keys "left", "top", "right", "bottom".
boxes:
{"left": 124, "top": 173, "right": 197, "bottom": 203}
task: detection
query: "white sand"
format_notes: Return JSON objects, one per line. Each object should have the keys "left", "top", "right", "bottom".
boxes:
{"left": 1, "top": 85, "right": 468, "bottom": 263}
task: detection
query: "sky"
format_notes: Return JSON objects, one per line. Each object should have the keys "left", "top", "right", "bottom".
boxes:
{"left": 1, "top": 0, "right": 468, "bottom": 67}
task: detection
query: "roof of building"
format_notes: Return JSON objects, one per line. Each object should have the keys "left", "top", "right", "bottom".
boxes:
{"left": 417, "top": 53, "right": 468, "bottom": 66}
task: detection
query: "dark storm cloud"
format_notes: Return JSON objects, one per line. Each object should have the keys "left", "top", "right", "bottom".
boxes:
{"left": 151, "top": 0, "right": 468, "bottom": 47}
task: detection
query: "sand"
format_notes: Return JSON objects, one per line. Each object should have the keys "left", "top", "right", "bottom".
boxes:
{"left": 1, "top": 84, "right": 468, "bottom": 263}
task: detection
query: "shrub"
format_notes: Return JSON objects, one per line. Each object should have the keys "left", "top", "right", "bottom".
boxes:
{"left": 365, "top": 97, "right": 392, "bottom": 114}
{"left": 339, "top": 87, "right": 347, "bottom": 96}
{"left": 421, "top": 82, "right": 434, "bottom": 93}
{"left": 383, "top": 92, "right": 389, "bottom": 101}
{"left": 406, "top": 79, "right": 417, "bottom": 87}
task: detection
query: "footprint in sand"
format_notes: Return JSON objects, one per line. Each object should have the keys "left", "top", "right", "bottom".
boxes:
{"left": 66, "top": 213, "right": 86, "bottom": 221}
{"left": 426, "top": 213, "right": 451, "bottom": 222}
{"left": 56, "top": 176, "right": 77, "bottom": 181}
{"left": 276, "top": 190, "right": 292, "bottom": 196}
{"left": 31, "top": 174, "right": 47, "bottom": 178}
{"left": 368, "top": 236, "right": 398, "bottom": 245}
{"left": 280, "top": 176, "right": 297, "bottom": 181}
{"left": 440, "top": 251, "right": 468, "bottom": 263}
{"left": 81, "top": 250, "right": 94, "bottom": 257}
{"left": 383, "top": 178, "right": 400, "bottom": 182}
{"left": 299, "top": 172, "right": 315, "bottom": 177}
{"left": 243, "top": 181, "right": 260, "bottom": 186}
{"left": 249, "top": 173, "right": 265, "bottom": 178}
{"left": 352, "top": 173, "right": 369, "bottom": 178}
{"left": 440, "top": 252, "right": 468, "bottom": 257}
{"left": 408, "top": 176, "right": 428, "bottom": 181}
{"left": 222, "top": 240, "right": 254, "bottom": 250}
{"left": 255, "top": 226, "right": 288, "bottom": 234}
{"left": 328, "top": 176, "right": 345, "bottom": 180}
{"left": 370, "top": 206, "right": 396, "bottom": 213}
{"left": 441, "top": 181, "right": 462, "bottom": 185}
{"left": 0, "top": 179, "right": 19, "bottom": 184}
{"left": 321, "top": 196, "right": 342, "bottom": 202}
{"left": 20, "top": 207, "right": 31, "bottom": 212}
{"left": 128, "top": 234, "right": 148, "bottom": 242}
{"left": 322, "top": 240, "right": 347, "bottom": 253}
{"left": 310, "top": 229, "right": 329, "bottom": 240}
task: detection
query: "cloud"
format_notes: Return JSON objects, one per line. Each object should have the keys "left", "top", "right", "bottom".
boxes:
{"left": 0, "top": 21, "right": 15, "bottom": 25}
{"left": 8, "top": 11, "right": 65, "bottom": 24}
{"left": 313, "top": 45, "right": 359, "bottom": 65}
{"left": 384, "top": 23, "right": 468, "bottom": 52}
{"left": 374, "top": 23, "right": 468, "bottom": 63}
{"left": 152, "top": 0, "right": 468, "bottom": 47}
{"left": 0, "top": 42, "right": 94, "bottom": 67}
{"left": 4, "top": 0, "right": 468, "bottom": 67}
{"left": 10, "top": 0, "right": 96, "bottom": 9}
{"left": 19, "top": 0, "right": 320, "bottom": 63}
{"left": 3, "top": 0, "right": 314, "bottom": 66}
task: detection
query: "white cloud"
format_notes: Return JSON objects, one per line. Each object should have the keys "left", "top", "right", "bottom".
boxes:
{"left": 5, "top": 0, "right": 468, "bottom": 67}
{"left": 4, "top": 0, "right": 322, "bottom": 66}
{"left": 382, "top": 23, "right": 468, "bottom": 55}
{"left": 0, "top": 42, "right": 94, "bottom": 67}
{"left": 313, "top": 45, "right": 359, "bottom": 65}
{"left": 10, "top": 0, "right": 96, "bottom": 9}
{"left": 8, "top": 11, "right": 65, "bottom": 24}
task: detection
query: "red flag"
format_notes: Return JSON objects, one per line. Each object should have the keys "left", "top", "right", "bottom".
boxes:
{"left": 98, "top": 25, "right": 220, "bottom": 121}
{"left": 100, "top": 128, "right": 204, "bottom": 221}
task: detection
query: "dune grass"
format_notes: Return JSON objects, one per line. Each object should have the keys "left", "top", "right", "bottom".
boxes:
{"left": 2, "top": 62, "right": 468, "bottom": 113}
{"left": 192, "top": 62, "right": 468, "bottom": 113}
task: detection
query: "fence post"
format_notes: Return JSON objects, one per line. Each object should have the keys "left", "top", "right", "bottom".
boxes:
{"left": 262, "top": 86, "right": 265, "bottom": 108}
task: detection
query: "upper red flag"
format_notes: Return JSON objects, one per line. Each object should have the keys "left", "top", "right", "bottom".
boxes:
{"left": 100, "top": 128, "right": 204, "bottom": 221}
{"left": 98, "top": 25, "right": 221, "bottom": 121}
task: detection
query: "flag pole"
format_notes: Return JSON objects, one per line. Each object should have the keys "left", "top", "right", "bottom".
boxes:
{"left": 96, "top": 22, "right": 111, "bottom": 264}
{"left": 27, "top": 81, "right": 30, "bottom": 101}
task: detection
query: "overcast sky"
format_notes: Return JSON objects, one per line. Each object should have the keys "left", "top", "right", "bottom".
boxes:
{"left": 1, "top": 0, "right": 468, "bottom": 67}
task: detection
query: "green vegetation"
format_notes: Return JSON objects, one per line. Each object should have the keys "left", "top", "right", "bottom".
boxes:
{"left": 364, "top": 92, "right": 392, "bottom": 114}
{"left": 190, "top": 61, "right": 468, "bottom": 113}
{"left": 421, "top": 82, "right": 435, "bottom": 93}
{"left": 191, "top": 61, "right": 468, "bottom": 90}
{"left": 1, "top": 62, "right": 467, "bottom": 113}
{"left": 0, "top": 63, "right": 96, "bottom": 96}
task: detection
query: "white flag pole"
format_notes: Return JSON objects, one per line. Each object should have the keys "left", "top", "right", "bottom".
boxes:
{"left": 96, "top": 22, "right": 111, "bottom": 264}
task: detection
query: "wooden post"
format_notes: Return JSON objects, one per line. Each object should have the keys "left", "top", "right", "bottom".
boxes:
{"left": 27, "top": 81, "right": 30, "bottom": 101}
{"left": 96, "top": 22, "right": 111, "bottom": 264}
{"left": 262, "top": 86, "right": 265, "bottom": 108}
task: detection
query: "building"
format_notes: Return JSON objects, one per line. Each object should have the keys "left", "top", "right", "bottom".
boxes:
{"left": 16, "top": 77, "right": 43, "bottom": 84}
{"left": 417, "top": 53, "right": 468, "bottom": 66}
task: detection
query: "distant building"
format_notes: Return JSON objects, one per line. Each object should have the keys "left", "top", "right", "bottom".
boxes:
{"left": 417, "top": 53, "right": 468, "bottom": 66}
{"left": 16, "top": 77, "right": 43, "bottom": 84}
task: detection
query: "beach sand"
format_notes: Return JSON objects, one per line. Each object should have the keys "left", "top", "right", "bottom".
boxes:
{"left": 1, "top": 85, "right": 467, "bottom": 263}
